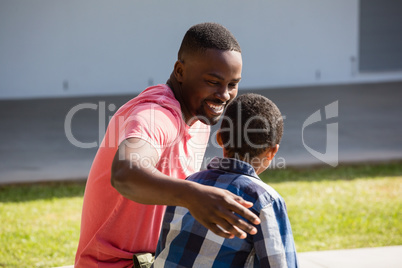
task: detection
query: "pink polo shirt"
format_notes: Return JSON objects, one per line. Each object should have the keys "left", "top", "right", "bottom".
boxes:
{"left": 75, "top": 84, "right": 210, "bottom": 268}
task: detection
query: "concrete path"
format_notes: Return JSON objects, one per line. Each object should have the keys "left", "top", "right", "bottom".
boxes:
{"left": 1, "top": 81, "right": 402, "bottom": 184}
{"left": 297, "top": 245, "right": 402, "bottom": 268}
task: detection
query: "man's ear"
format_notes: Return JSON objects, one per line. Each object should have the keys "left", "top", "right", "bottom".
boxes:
{"left": 216, "top": 130, "right": 224, "bottom": 148}
{"left": 173, "top": 60, "right": 185, "bottom": 83}
{"left": 266, "top": 144, "right": 279, "bottom": 160}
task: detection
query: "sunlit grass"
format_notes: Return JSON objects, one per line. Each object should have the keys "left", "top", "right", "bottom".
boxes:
{"left": 0, "top": 162, "right": 401, "bottom": 267}
{"left": 0, "top": 182, "right": 85, "bottom": 267}
{"left": 260, "top": 161, "right": 402, "bottom": 252}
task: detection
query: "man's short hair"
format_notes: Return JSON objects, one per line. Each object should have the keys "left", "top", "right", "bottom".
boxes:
{"left": 220, "top": 93, "right": 284, "bottom": 159}
{"left": 178, "top": 22, "right": 241, "bottom": 60}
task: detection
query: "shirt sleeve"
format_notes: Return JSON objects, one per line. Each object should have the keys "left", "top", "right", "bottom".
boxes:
{"left": 118, "top": 103, "right": 182, "bottom": 158}
{"left": 253, "top": 198, "right": 299, "bottom": 268}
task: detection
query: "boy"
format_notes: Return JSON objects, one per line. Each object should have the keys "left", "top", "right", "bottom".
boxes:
{"left": 154, "top": 93, "right": 299, "bottom": 267}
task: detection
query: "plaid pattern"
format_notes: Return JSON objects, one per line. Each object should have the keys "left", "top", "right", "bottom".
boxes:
{"left": 154, "top": 157, "right": 299, "bottom": 268}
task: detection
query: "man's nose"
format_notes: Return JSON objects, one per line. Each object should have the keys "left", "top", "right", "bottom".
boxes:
{"left": 214, "top": 85, "right": 230, "bottom": 102}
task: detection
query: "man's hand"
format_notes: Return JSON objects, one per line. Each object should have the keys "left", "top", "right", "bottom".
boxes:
{"left": 183, "top": 183, "right": 261, "bottom": 239}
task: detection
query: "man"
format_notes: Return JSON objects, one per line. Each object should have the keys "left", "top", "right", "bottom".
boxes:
{"left": 75, "top": 22, "right": 260, "bottom": 267}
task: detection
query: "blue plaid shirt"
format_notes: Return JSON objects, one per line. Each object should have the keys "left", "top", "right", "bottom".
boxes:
{"left": 154, "top": 157, "right": 299, "bottom": 268}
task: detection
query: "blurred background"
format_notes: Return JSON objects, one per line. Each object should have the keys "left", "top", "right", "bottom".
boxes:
{"left": 1, "top": 0, "right": 402, "bottom": 183}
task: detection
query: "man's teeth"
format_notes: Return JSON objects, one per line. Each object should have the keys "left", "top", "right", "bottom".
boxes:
{"left": 207, "top": 102, "right": 224, "bottom": 113}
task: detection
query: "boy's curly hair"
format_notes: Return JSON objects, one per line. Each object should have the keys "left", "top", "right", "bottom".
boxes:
{"left": 220, "top": 93, "right": 283, "bottom": 159}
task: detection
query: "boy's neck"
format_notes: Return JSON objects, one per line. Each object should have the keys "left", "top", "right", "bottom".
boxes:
{"left": 222, "top": 152, "right": 270, "bottom": 175}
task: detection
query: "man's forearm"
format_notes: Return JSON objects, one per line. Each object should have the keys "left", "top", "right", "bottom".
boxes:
{"left": 110, "top": 138, "right": 260, "bottom": 239}
{"left": 111, "top": 158, "right": 195, "bottom": 207}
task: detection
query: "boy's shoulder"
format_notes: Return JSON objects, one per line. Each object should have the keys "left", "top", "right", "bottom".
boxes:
{"left": 187, "top": 158, "right": 284, "bottom": 210}
{"left": 231, "top": 173, "right": 283, "bottom": 203}
{"left": 185, "top": 168, "right": 225, "bottom": 187}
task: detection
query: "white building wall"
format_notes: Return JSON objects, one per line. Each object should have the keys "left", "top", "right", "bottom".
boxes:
{"left": 1, "top": 0, "right": 401, "bottom": 99}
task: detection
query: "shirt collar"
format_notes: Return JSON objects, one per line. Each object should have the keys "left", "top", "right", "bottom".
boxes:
{"left": 207, "top": 157, "right": 259, "bottom": 180}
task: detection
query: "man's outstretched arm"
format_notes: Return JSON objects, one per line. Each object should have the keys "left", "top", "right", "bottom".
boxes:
{"left": 111, "top": 137, "right": 260, "bottom": 239}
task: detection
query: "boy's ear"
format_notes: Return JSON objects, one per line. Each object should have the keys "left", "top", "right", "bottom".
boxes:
{"left": 266, "top": 144, "right": 279, "bottom": 160}
{"left": 173, "top": 60, "right": 184, "bottom": 83}
{"left": 216, "top": 130, "right": 224, "bottom": 148}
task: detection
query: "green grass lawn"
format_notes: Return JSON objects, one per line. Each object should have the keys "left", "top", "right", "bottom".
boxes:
{"left": 0, "top": 162, "right": 401, "bottom": 267}
{"left": 260, "top": 161, "right": 402, "bottom": 252}
{"left": 0, "top": 182, "right": 85, "bottom": 268}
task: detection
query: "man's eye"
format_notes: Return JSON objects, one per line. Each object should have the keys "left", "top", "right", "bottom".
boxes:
{"left": 208, "top": 80, "right": 219, "bottom": 85}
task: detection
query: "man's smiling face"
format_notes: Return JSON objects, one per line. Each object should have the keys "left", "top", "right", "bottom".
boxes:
{"left": 176, "top": 48, "right": 242, "bottom": 126}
